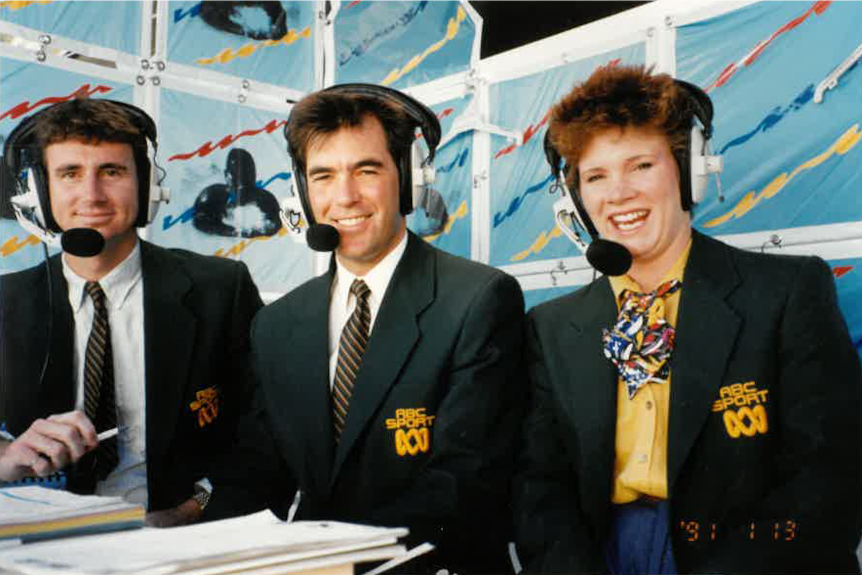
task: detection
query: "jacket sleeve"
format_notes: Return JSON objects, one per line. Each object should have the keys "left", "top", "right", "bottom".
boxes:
{"left": 203, "top": 364, "right": 295, "bottom": 521}
{"left": 512, "top": 310, "right": 609, "bottom": 574}
{"left": 218, "top": 261, "right": 264, "bottom": 437}
{"left": 203, "top": 276, "right": 294, "bottom": 522}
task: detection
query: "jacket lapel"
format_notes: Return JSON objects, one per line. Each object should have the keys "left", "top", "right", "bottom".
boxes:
{"left": 331, "top": 233, "right": 433, "bottom": 484}
{"left": 37, "top": 255, "right": 75, "bottom": 416}
{"left": 140, "top": 242, "right": 197, "bottom": 469}
{"left": 667, "top": 230, "right": 742, "bottom": 491}
{"left": 274, "top": 270, "right": 336, "bottom": 492}
{"left": 565, "top": 278, "right": 619, "bottom": 514}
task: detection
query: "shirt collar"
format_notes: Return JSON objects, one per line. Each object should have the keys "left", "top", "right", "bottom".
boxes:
{"left": 63, "top": 241, "right": 143, "bottom": 313}
{"left": 608, "top": 237, "right": 693, "bottom": 300}
{"left": 332, "top": 231, "right": 409, "bottom": 311}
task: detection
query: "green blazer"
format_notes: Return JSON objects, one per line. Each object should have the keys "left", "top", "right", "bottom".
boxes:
{"left": 207, "top": 232, "right": 526, "bottom": 574}
{"left": 0, "top": 241, "right": 262, "bottom": 511}
{"left": 514, "top": 230, "right": 862, "bottom": 573}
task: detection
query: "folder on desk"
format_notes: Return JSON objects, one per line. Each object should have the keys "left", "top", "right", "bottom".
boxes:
{"left": 0, "top": 510, "right": 418, "bottom": 575}
{"left": 0, "top": 485, "right": 144, "bottom": 543}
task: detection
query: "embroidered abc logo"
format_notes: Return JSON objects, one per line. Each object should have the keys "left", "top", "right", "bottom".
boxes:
{"left": 385, "top": 408, "right": 435, "bottom": 457}
{"left": 712, "top": 381, "right": 768, "bottom": 438}
{"left": 189, "top": 387, "right": 219, "bottom": 427}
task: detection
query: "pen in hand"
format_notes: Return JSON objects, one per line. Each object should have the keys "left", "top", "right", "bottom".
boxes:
{"left": 96, "top": 426, "right": 127, "bottom": 442}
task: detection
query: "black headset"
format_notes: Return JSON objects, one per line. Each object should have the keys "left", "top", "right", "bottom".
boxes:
{"left": 544, "top": 78, "right": 721, "bottom": 245}
{"left": 1, "top": 99, "right": 167, "bottom": 234}
{"left": 286, "top": 83, "right": 442, "bottom": 227}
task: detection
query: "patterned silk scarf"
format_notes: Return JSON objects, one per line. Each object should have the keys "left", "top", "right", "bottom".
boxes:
{"left": 602, "top": 279, "right": 682, "bottom": 399}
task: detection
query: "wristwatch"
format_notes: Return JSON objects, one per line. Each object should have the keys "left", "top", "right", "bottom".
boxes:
{"left": 192, "top": 486, "right": 211, "bottom": 511}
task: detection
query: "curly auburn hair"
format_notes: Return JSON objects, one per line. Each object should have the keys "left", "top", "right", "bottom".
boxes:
{"left": 548, "top": 64, "right": 695, "bottom": 190}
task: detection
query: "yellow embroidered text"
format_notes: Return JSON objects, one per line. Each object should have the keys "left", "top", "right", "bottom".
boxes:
{"left": 386, "top": 408, "right": 434, "bottom": 456}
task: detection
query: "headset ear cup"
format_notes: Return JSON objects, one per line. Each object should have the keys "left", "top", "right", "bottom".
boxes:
{"left": 399, "top": 145, "right": 413, "bottom": 216}
{"left": 689, "top": 125, "right": 707, "bottom": 205}
{"left": 569, "top": 178, "right": 599, "bottom": 241}
{"left": 544, "top": 129, "right": 599, "bottom": 243}
{"left": 30, "top": 164, "right": 60, "bottom": 232}
{"left": 135, "top": 151, "right": 152, "bottom": 227}
{"left": 294, "top": 168, "right": 315, "bottom": 226}
{"left": 673, "top": 79, "right": 716, "bottom": 210}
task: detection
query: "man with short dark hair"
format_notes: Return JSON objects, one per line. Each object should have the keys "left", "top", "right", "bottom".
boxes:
{"left": 205, "top": 84, "right": 526, "bottom": 574}
{"left": 0, "top": 98, "right": 262, "bottom": 526}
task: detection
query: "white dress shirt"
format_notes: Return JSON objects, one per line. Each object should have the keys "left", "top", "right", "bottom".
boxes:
{"left": 63, "top": 242, "right": 148, "bottom": 507}
{"left": 327, "top": 232, "right": 408, "bottom": 388}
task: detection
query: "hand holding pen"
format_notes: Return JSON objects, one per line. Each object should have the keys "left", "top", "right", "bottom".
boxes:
{"left": 0, "top": 410, "right": 120, "bottom": 483}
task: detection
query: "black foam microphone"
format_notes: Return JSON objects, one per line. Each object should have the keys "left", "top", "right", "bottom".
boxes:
{"left": 586, "top": 239, "right": 632, "bottom": 277}
{"left": 61, "top": 228, "right": 105, "bottom": 257}
{"left": 306, "top": 223, "right": 339, "bottom": 252}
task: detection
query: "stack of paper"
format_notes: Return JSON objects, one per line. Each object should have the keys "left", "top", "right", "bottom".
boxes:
{"left": 0, "top": 485, "right": 144, "bottom": 543}
{"left": 0, "top": 510, "right": 413, "bottom": 575}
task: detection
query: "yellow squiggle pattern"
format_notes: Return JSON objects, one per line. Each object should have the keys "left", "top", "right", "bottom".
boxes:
{"left": 0, "top": 1, "right": 53, "bottom": 9}
{"left": 424, "top": 200, "right": 468, "bottom": 243}
{"left": 214, "top": 226, "right": 288, "bottom": 258}
{"left": 381, "top": 6, "right": 467, "bottom": 86}
{"left": 0, "top": 233, "right": 40, "bottom": 257}
{"left": 511, "top": 226, "right": 562, "bottom": 262}
{"left": 705, "top": 124, "right": 862, "bottom": 228}
{"left": 195, "top": 27, "right": 312, "bottom": 66}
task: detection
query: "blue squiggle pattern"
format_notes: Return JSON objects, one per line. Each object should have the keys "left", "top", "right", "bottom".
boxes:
{"left": 436, "top": 149, "right": 469, "bottom": 174}
{"left": 163, "top": 206, "right": 195, "bottom": 230}
{"left": 338, "top": 1, "right": 428, "bottom": 67}
{"left": 258, "top": 172, "right": 292, "bottom": 188}
{"left": 719, "top": 84, "right": 814, "bottom": 155}
{"left": 174, "top": 2, "right": 202, "bottom": 23}
{"left": 493, "top": 173, "right": 555, "bottom": 229}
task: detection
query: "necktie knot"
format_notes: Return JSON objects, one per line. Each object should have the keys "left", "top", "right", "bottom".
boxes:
{"left": 84, "top": 281, "right": 107, "bottom": 310}
{"left": 350, "top": 279, "right": 370, "bottom": 302}
{"left": 603, "top": 279, "right": 682, "bottom": 399}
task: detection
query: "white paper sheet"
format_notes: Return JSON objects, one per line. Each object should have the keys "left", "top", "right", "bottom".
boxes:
{"left": 0, "top": 510, "right": 409, "bottom": 575}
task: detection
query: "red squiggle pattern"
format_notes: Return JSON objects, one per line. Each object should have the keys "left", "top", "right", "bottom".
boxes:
{"left": 705, "top": 1, "right": 831, "bottom": 93}
{"left": 168, "top": 119, "right": 287, "bottom": 162}
{"left": 0, "top": 84, "right": 113, "bottom": 123}
{"left": 833, "top": 266, "right": 854, "bottom": 279}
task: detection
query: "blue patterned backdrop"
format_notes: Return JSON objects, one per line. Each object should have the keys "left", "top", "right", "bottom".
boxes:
{"left": 407, "top": 95, "right": 473, "bottom": 259}
{"left": 0, "top": 1, "right": 141, "bottom": 54}
{"left": 153, "top": 89, "right": 310, "bottom": 294}
{"left": 167, "top": 1, "right": 315, "bottom": 92}
{"left": 678, "top": 1, "right": 862, "bottom": 235}
{"left": 335, "top": 1, "right": 476, "bottom": 90}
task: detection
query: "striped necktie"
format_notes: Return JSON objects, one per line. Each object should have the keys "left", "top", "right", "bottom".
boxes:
{"left": 332, "top": 279, "right": 371, "bottom": 442}
{"left": 83, "top": 281, "right": 119, "bottom": 480}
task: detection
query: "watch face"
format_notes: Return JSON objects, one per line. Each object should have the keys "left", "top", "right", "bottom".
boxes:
{"left": 193, "top": 489, "right": 211, "bottom": 510}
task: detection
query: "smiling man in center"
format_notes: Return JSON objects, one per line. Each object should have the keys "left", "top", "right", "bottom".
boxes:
{"left": 204, "top": 84, "right": 526, "bottom": 574}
